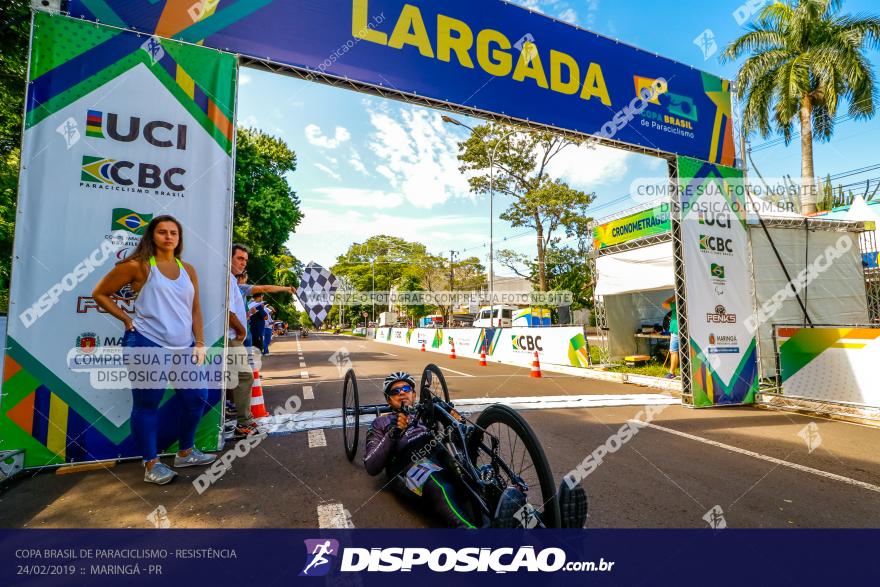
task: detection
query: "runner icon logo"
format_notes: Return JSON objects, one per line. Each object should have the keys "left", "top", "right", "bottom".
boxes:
{"left": 300, "top": 539, "right": 340, "bottom": 577}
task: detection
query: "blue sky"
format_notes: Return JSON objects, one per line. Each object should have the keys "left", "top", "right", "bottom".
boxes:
{"left": 237, "top": 0, "right": 880, "bottom": 271}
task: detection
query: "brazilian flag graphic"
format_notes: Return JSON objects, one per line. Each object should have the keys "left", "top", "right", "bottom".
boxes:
{"left": 112, "top": 208, "right": 153, "bottom": 235}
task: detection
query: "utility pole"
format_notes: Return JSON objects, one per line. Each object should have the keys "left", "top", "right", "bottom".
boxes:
{"left": 448, "top": 250, "right": 456, "bottom": 326}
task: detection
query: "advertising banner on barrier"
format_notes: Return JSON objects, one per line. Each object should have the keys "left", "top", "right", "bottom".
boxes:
{"left": 376, "top": 327, "right": 590, "bottom": 368}
{"left": 1, "top": 12, "right": 236, "bottom": 467}
{"left": 66, "top": 0, "right": 735, "bottom": 164}
{"left": 675, "top": 156, "right": 757, "bottom": 406}
{"left": 592, "top": 203, "right": 671, "bottom": 249}
{"left": 776, "top": 326, "right": 880, "bottom": 408}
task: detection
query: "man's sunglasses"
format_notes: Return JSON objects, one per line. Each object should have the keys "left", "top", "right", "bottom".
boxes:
{"left": 388, "top": 384, "right": 414, "bottom": 396}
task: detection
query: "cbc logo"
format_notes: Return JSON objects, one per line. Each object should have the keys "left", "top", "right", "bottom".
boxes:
{"left": 512, "top": 335, "right": 543, "bottom": 351}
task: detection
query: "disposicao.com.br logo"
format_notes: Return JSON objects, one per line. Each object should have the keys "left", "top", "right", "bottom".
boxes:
{"left": 299, "top": 541, "right": 614, "bottom": 575}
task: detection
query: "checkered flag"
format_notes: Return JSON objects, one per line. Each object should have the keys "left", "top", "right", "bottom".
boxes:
{"left": 298, "top": 262, "right": 340, "bottom": 328}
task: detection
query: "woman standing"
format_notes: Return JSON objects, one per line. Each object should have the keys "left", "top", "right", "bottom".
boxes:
{"left": 93, "top": 215, "right": 216, "bottom": 484}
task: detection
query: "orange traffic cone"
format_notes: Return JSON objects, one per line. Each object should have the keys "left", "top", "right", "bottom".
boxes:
{"left": 251, "top": 370, "right": 269, "bottom": 418}
{"left": 479, "top": 343, "right": 488, "bottom": 367}
{"left": 530, "top": 352, "right": 542, "bottom": 378}
{"left": 449, "top": 341, "right": 456, "bottom": 359}
{"left": 421, "top": 342, "right": 426, "bottom": 352}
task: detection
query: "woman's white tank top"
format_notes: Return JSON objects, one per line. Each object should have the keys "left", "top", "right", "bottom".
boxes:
{"left": 132, "top": 256, "right": 195, "bottom": 348}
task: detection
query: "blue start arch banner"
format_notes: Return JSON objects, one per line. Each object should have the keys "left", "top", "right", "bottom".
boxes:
{"left": 66, "top": 0, "right": 736, "bottom": 164}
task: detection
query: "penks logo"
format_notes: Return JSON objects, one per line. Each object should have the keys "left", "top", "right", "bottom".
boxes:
{"left": 111, "top": 209, "right": 153, "bottom": 235}
{"left": 300, "top": 539, "right": 339, "bottom": 577}
{"left": 80, "top": 155, "right": 185, "bottom": 194}
{"left": 84, "top": 110, "right": 188, "bottom": 150}
{"left": 706, "top": 304, "right": 736, "bottom": 324}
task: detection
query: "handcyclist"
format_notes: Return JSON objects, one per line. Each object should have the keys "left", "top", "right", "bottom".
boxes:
{"left": 364, "top": 371, "right": 481, "bottom": 528}
{"left": 364, "top": 372, "right": 589, "bottom": 528}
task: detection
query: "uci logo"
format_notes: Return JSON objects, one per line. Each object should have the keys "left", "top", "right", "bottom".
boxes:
{"left": 86, "top": 110, "right": 188, "bottom": 150}
{"left": 81, "top": 156, "right": 185, "bottom": 192}
{"left": 512, "top": 335, "right": 543, "bottom": 351}
{"left": 698, "top": 211, "right": 732, "bottom": 228}
{"left": 699, "top": 235, "right": 733, "bottom": 254}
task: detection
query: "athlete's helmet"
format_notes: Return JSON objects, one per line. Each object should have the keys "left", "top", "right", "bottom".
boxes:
{"left": 383, "top": 371, "right": 416, "bottom": 397}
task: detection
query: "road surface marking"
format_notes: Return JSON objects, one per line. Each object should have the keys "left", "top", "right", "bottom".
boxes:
{"left": 439, "top": 366, "right": 474, "bottom": 377}
{"left": 317, "top": 502, "right": 351, "bottom": 528}
{"left": 259, "top": 394, "right": 677, "bottom": 435}
{"left": 633, "top": 421, "right": 880, "bottom": 494}
{"left": 307, "top": 429, "right": 327, "bottom": 448}
{"left": 381, "top": 352, "right": 398, "bottom": 357}
{"left": 299, "top": 361, "right": 307, "bottom": 368}
{"left": 301, "top": 371, "right": 309, "bottom": 379}
{"left": 303, "top": 386, "right": 314, "bottom": 400}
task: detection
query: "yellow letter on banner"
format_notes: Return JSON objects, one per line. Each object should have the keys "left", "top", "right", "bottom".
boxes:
{"left": 549, "top": 49, "right": 580, "bottom": 95}
{"left": 512, "top": 42, "right": 548, "bottom": 89}
{"left": 580, "top": 62, "right": 611, "bottom": 105}
{"left": 437, "top": 15, "right": 475, "bottom": 68}
{"left": 476, "top": 29, "right": 512, "bottom": 77}
{"left": 352, "top": 0, "right": 388, "bottom": 45}
{"left": 388, "top": 4, "right": 434, "bottom": 58}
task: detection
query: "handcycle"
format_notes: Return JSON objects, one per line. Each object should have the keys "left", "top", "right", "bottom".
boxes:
{"left": 341, "top": 363, "right": 562, "bottom": 528}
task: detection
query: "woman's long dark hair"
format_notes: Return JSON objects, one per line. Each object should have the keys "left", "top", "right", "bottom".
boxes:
{"left": 119, "top": 214, "right": 184, "bottom": 265}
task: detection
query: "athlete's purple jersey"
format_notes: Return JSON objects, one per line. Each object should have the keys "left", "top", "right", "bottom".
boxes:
{"left": 364, "top": 412, "right": 434, "bottom": 477}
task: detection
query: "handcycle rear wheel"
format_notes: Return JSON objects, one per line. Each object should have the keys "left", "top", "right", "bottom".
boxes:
{"left": 467, "top": 404, "right": 561, "bottom": 528}
{"left": 419, "top": 363, "right": 450, "bottom": 405}
{"left": 342, "top": 368, "right": 360, "bottom": 462}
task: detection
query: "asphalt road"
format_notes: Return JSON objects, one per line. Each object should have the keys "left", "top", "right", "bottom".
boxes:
{"left": 2, "top": 332, "right": 879, "bottom": 529}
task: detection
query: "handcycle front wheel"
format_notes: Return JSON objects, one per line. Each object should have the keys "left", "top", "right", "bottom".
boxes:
{"left": 467, "top": 404, "right": 561, "bottom": 528}
{"left": 342, "top": 368, "right": 360, "bottom": 462}
{"left": 419, "top": 363, "right": 450, "bottom": 405}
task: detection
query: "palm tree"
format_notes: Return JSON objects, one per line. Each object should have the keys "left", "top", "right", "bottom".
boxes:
{"left": 722, "top": 0, "right": 880, "bottom": 214}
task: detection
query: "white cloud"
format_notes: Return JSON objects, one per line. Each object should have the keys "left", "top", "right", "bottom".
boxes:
{"left": 288, "top": 208, "right": 488, "bottom": 265}
{"left": 558, "top": 8, "right": 577, "bottom": 23}
{"left": 545, "top": 143, "right": 631, "bottom": 188}
{"left": 313, "top": 162, "right": 341, "bottom": 181}
{"left": 366, "top": 105, "right": 471, "bottom": 209}
{"left": 349, "top": 149, "right": 369, "bottom": 175}
{"left": 305, "top": 124, "right": 351, "bottom": 149}
{"left": 312, "top": 187, "right": 403, "bottom": 209}
{"left": 239, "top": 73, "right": 252, "bottom": 85}
{"left": 239, "top": 114, "right": 259, "bottom": 128}
{"left": 586, "top": 0, "right": 600, "bottom": 26}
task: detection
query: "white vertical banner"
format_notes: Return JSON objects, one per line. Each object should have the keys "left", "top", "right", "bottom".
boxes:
{"left": 1, "top": 13, "right": 236, "bottom": 466}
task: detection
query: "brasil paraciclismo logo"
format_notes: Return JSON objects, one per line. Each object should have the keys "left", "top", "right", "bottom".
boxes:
{"left": 81, "top": 155, "right": 115, "bottom": 184}
{"left": 300, "top": 538, "right": 339, "bottom": 577}
{"left": 111, "top": 208, "right": 152, "bottom": 235}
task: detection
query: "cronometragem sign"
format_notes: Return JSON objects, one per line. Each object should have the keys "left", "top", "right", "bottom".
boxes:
{"left": 66, "top": 0, "right": 735, "bottom": 163}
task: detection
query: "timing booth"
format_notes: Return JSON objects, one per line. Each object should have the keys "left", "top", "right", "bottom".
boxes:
{"left": 591, "top": 193, "right": 876, "bottom": 407}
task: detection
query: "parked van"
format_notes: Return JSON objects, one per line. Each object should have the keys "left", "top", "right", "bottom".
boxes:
{"left": 473, "top": 305, "right": 516, "bottom": 327}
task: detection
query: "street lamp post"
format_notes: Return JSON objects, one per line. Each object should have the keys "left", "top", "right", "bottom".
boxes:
{"left": 442, "top": 115, "right": 515, "bottom": 327}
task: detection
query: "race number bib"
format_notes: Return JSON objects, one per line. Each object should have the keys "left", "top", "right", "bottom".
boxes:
{"left": 405, "top": 458, "right": 442, "bottom": 496}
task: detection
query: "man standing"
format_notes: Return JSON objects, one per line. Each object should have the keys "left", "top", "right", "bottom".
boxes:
{"left": 662, "top": 294, "right": 679, "bottom": 379}
{"left": 229, "top": 244, "right": 257, "bottom": 436}
{"left": 263, "top": 304, "right": 274, "bottom": 355}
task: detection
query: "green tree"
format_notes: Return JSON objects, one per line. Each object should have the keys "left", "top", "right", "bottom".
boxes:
{"left": 722, "top": 0, "right": 880, "bottom": 214}
{"left": 0, "top": 0, "right": 29, "bottom": 311}
{"left": 456, "top": 123, "right": 593, "bottom": 290}
{"left": 233, "top": 127, "right": 304, "bottom": 324}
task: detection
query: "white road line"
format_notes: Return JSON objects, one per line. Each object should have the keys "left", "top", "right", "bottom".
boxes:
{"left": 439, "top": 366, "right": 474, "bottom": 377}
{"left": 307, "top": 429, "right": 327, "bottom": 448}
{"left": 317, "top": 502, "right": 349, "bottom": 528}
{"left": 299, "top": 361, "right": 307, "bottom": 368}
{"left": 301, "top": 371, "right": 309, "bottom": 379}
{"left": 303, "top": 386, "right": 314, "bottom": 400}
{"left": 381, "top": 352, "right": 398, "bottom": 357}
{"left": 633, "top": 421, "right": 880, "bottom": 494}
{"left": 258, "top": 394, "right": 678, "bottom": 435}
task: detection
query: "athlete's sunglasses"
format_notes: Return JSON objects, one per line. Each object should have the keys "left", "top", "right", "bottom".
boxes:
{"left": 388, "top": 384, "right": 414, "bottom": 396}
